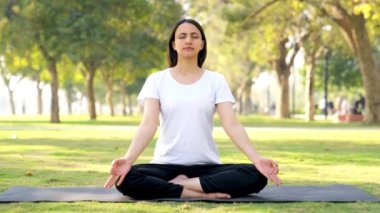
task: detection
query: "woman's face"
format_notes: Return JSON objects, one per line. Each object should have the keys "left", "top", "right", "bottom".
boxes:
{"left": 172, "top": 23, "right": 204, "bottom": 59}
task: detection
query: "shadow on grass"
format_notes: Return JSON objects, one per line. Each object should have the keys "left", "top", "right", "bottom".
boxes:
{"left": 1, "top": 137, "right": 379, "bottom": 167}
{"left": 0, "top": 167, "right": 108, "bottom": 192}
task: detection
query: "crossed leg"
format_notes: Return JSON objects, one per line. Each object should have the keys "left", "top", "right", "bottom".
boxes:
{"left": 116, "top": 164, "right": 266, "bottom": 199}
{"left": 169, "top": 175, "right": 230, "bottom": 199}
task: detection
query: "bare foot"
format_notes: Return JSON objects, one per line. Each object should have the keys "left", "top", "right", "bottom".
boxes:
{"left": 180, "top": 188, "right": 231, "bottom": 199}
{"left": 169, "top": 174, "right": 189, "bottom": 184}
{"left": 203, "top": 192, "right": 231, "bottom": 199}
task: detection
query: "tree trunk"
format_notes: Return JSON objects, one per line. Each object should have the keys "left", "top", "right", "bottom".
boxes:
{"left": 120, "top": 80, "right": 127, "bottom": 116}
{"left": 86, "top": 67, "right": 97, "bottom": 120}
{"left": 350, "top": 15, "right": 380, "bottom": 123}
{"left": 276, "top": 72, "right": 290, "bottom": 118}
{"left": 0, "top": 67, "right": 16, "bottom": 115}
{"left": 65, "top": 83, "right": 74, "bottom": 115}
{"left": 242, "top": 85, "right": 252, "bottom": 114}
{"left": 235, "top": 67, "right": 254, "bottom": 115}
{"left": 241, "top": 77, "right": 253, "bottom": 114}
{"left": 105, "top": 78, "right": 115, "bottom": 116}
{"left": 236, "top": 86, "right": 244, "bottom": 114}
{"left": 8, "top": 88, "right": 16, "bottom": 115}
{"left": 36, "top": 38, "right": 59, "bottom": 122}
{"left": 127, "top": 93, "right": 133, "bottom": 115}
{"left": 48, "top": 58, "right": 60, "bottom": 123}
{"left": 304, "top": 56, "right": 315, "bottom": 121}
{"left": 323, "top": 4, "right": 380, "bottom": 123}
{"left": 273, "top": 38, "right": 298, "bottom": 118}
{"left": 35, "top": 74, "right": 43, "bottom": 115}
{"left": 236, "top": 82, "right": 252, "bottom": 115}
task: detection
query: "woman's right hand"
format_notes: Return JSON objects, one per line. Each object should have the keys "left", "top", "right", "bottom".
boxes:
{"left": 104, "top": 158, "right": 132, "bottom": 188}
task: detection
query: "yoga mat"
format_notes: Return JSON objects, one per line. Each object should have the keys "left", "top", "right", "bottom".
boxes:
{"left": 0, "top": 185, "right": 379, "bottom": 203}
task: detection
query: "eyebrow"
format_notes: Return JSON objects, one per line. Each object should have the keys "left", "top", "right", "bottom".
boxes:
{"left": 178, "top": 32, "right": 200, "bottom": 35}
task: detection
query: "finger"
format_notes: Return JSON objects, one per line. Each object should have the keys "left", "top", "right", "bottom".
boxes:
{"left": 117, "top": 174, "right": 126, "bottom": 186}
{"left": 270, "top": 161, "right": 279, "bottom": 174}
{"left": 273, "top": 161, "right": 279, "bottom": 167}
{"left": 104, "top": 175, "right": 114, "bottom": 188}
{"left": 104, "top": 177, "right": 113, "bottom": 189}
{"left": 105, "top": 175, "right": 119, "bottom": 188}
{"left": 273, "top": 164, "right": 279, "bottom": 174}
{"left": 111, "top": 159, "right": 119, "bottom": 166}
{"left": 268, "top": 173, "right": 282, "bottom": 186}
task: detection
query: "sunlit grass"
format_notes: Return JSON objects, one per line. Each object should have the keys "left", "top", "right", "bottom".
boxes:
{"left": 0, "top": 117, "right": 379, "bottom": 212}
{"left": 1, "top": 114, "right": 377, "bottom": 127}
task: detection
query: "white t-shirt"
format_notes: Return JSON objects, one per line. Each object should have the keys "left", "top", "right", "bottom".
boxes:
{"left": 137, "top": 68, "right": 235, "bottom": 165}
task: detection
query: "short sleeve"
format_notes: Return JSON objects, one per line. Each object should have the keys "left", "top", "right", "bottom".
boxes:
{"left": 215, "top": 75, "right": 235, "bottom": 104}
{"left": 137, "top": 74, "right": 159, "bottom": 105}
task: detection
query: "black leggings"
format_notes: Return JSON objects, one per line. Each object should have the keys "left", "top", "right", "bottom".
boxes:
{"left": 116, "top": 164, "right": 267, "bottom": 199}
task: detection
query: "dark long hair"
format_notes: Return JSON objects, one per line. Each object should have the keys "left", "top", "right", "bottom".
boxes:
{"left": 167, "top": 19, "right": 207, "bottom": 67}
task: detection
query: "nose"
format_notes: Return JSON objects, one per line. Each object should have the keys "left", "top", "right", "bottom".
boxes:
{"left": 185, "top": 36, "right": 192, "bottom": 44}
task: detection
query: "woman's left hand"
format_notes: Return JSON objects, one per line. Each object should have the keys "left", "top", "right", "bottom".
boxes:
{"left": 254, "top": 158, "right": 282, "bottom": 186}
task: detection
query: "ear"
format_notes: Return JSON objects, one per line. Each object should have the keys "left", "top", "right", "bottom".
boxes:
{"left": 201, "top": 40, "right": 204, "bottom": 49}
{"left": 172, "top": 41, "right": 177, "bottom": 51}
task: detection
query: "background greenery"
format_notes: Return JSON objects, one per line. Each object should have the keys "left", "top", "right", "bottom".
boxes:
{"left": 2, "top": 0, "right": 380, "bottom": 123}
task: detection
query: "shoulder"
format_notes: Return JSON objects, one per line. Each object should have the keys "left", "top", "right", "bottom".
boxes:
{"left": 144, "top": 68, "right": 170, "bottom": 87}
{"left": 147, "top": 68, "right": 169, "bottom": 80}
{"left": 204, "top": 69, "right": 228, "bottom": 87}
{"left": 204, "top": 69, "right": 226, "bottom": 81}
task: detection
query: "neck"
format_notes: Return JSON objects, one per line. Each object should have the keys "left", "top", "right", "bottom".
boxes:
{"left": 174, "top": 57, "right": 200, "bottom": 73}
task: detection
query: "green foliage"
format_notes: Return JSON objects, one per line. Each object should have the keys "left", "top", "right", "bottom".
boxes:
{"left": 2, "top": 0, "right": 183, "bottom": 86}
{"left": 313, "top": 48, "right": 362, "bottom": 92}
{"left": 1, "top": 0, "right": 184, "bottom": 119}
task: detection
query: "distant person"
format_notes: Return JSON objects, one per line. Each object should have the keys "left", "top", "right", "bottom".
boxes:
{"left": 327, "top": 101, "right": 334, "bottom": 115}
{"left": 339, "top": 97, "right": 350, "bottom": 116}
{"left": 104, "top": 19, "right": 281, "bottom": 199}
{"left": 270, "top": 102, "right": 276, "bottom": 115}
{"left": 352, "top": 94, "right": 365, "bottom": 115}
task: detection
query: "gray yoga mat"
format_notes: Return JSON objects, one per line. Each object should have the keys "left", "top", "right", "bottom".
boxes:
{"left": 0, "top": 185, "right": 379, "bottom": 203}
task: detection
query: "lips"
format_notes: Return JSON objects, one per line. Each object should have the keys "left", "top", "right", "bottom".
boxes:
{"left": 183, "top": 47, "right": 194, "bottom": 50}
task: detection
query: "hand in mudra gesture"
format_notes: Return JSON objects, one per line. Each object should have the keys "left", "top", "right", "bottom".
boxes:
{"left": 104, "top": 158, "right": 132, "bottom": 188}
{"left": 254, "top": 157, "right": 282, "bottom": 186}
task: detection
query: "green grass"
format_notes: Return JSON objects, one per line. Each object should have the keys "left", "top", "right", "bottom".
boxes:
{"left": 0, "top": 115, "right": 379, "bottom": 212}
{"left": 1, "top": 114, "right": 379, "bottom": 127}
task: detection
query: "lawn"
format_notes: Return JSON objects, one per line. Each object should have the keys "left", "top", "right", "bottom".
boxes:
{"left": 0, "top": 115, "right": 379, "bottom": 212}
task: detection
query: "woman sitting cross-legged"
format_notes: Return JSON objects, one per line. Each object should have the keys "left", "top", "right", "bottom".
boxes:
{"left": 104, "top": 18, "right": 281, "bottom": 199}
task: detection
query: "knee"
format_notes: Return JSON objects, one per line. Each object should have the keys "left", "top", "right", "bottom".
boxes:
{"left": 252, "top": 171, "right": 267, "bottom": 193}
{"left": 115, "top": 168, "right": 144, "bottom": 199}
{"left": 237, "top": 165, "right": 267, "bottom": 193}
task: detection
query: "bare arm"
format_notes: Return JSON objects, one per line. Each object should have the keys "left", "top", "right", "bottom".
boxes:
{"left": 123, "top": 98, "right": 160, "bottom": 164}
{"left": 104, "top": 98, "right": 160, "bottom": 188}
{"left": 216, "top": 102, "right": 282, "bottom": 185}
{"left": 216, "top": 102, "right": 261, "bottom": 163}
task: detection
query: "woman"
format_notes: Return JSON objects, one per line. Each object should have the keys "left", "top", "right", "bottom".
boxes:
{"left": 104, "top": 18, "right": 281, "bottom": 199}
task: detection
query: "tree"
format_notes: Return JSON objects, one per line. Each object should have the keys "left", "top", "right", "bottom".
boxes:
{"left": 306, "top": 0, "right": 380, "bottom": 123}
{"left": 113, "top": 0, "right": 183, "bottom": 116}
{"left": 226, "top": 0, "right": 305, "bottom": 118}
{"left": 65, "top": 0, "right": 183, "bottom": 119}
{"left": 6, "top": 0, "right": 78, "bottom": 122}
{"left": 221, "top": 0, "right": 380, "bottom": 123}
{"left": 0, "top": 55, "right": 21, "bottom": 115}
{"left": 0, "top": 47, "right": 48, "bottom": 115}
{"left": 0, "top": 0, "right": 25, "bottom": 115}
{"left": 187, "top": 0, "right": 260, "bottom": 114}
{"left": 58, "top": 56, "right": 84, "bottom": 115}
{"left": 296, "top": 5, "right": 331, "bottom": 121}
{"left": 63, "top": 1, "right": 132, "bottom": 120}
